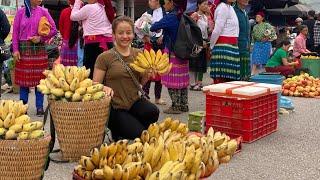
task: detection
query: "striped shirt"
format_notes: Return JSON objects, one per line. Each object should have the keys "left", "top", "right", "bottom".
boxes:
{"left": 314, "top": 20, "right": 320, "bottom": 46}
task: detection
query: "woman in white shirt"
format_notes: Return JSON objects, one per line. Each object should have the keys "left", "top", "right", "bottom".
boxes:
{"left": 189, "top": 0, "right": 210, "bottom": 91}
{"left": 209, "top": 0, "right": 240, "bottom": 83}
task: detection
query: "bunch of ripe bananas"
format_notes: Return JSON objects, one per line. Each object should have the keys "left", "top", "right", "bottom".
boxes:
{"left": 0, "top": 100, "right": 45, "bottom": 140}
{"left": 74, "top": 118, "right": 238, "bottom": 180}
{"left": 130, "top": 49, "right": 172, "bottom": 75}
{"left": 37, "top": 64, "right": 106, "bottom": 102}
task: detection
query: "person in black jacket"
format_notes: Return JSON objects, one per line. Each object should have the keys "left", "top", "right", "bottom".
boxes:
{"left": 303, "top": 10, "right": 316, "bottom": 52}
{"left": 0, "top": 8, "right": 10, "bottom": 47}
{"left": 0, "top": 8, "right": 11, "bottom": 95}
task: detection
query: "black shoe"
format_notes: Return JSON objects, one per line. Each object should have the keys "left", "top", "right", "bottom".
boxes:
{"left": 180, "top": 106, "right": 189, "bottom": 112}
{"left": 36, "top": 108, "right": 44, "bottom": 117}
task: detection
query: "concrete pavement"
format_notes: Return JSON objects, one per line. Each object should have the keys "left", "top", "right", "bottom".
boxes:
{"left": 1, "top": 74, "right": 320, "bottom": 180}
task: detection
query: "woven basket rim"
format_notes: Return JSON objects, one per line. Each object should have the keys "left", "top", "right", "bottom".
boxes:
{"left": 0, "top": 135, "right": 51, "bottom": 144}
{"left": 48, "top": 96, "right": 111, "bottom": 105}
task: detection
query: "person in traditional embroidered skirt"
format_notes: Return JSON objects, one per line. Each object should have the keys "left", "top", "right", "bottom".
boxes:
{"left": 150, "top": 0, "right": 189, "bottom": 114}
{"left": 210, "top": 0, "right": 240, "bottom": 84}
{"left": 12, "top": 0, "right": 57, "bottom": 116}
{"left": 71, "top": 0, "right": 115, "bottom": 78}
{"left": 59, "top": 0, "right": 78, "bottom": 66}
{"left": 234, "top": 0, "right": 250, "bottom": 80}
{"left": 251, "top": 11, "right": 277, "bottom": 75}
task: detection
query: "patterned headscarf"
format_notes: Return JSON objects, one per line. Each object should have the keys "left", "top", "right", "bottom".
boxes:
{"left": 24, "top": 0, "right": 32, "bottom": 18}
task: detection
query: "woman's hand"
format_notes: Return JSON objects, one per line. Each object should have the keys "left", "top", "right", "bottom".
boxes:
{"left": 13, "top": 51, "right": 20, "bottom": 62}
{"left": 103, "top": 86, "right": 114, "bottom": 97}
{"left": 29, "top": 36, "right": 41, "bottom": 44}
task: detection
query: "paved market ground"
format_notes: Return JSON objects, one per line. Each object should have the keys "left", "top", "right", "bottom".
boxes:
{"left": 2, "top": 74, "right": 320, "bottom": 180}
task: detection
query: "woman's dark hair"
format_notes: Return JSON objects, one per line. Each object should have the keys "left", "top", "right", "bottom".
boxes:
{"left": 197, "top": 0, "right": 207, "bottom": 6}
{"left": 299, "top": 25, "right": 308, "bottom": 32}
{"left": 112, "top": 16, "right": 134, "bottom": 33}
{"left": 281, "top": 40, "right": 291, "bottom": 47}
{"left": 220, "top": 0, "right": 229, "bottom": 4}
{"left": 68, "top": 21, "right": 79, "bottom": 48}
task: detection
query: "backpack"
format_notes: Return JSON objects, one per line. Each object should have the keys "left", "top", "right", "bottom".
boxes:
{"left": 173, "top": 13, "right": 203, "bottom": 59}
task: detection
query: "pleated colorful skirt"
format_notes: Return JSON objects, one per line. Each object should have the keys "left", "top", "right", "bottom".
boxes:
{"left": 15, "top": 41, "right": 48, "bottom": 87}
{"left": 161, "top": 53, "right": 189, "bottom": 89}
{"left": 210, "top": 43, "right": 240, "bottom": 80}
{"left": 60, "top": 39, "right": 78, "bottom": 66}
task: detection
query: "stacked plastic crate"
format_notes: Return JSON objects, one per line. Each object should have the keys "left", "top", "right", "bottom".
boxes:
{"left": 203, "top": 81, "right": 281, "bottom": 143}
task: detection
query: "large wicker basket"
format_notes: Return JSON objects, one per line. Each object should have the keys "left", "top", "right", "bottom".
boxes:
{"left": 0, "top": 136, "right": 51, "bottom": 180}
{"left": 49, "top": 97, "right": 111, "bottom": 161}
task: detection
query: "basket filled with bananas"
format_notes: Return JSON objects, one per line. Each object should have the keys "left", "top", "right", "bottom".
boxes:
{"left": 72, "top": 117, "right": 240, "bottom": 179}
{"left": 0, "top": 100, "right": 50, "bottom": 179}
{"left": 130, "top": 49, "right": 172, "bottom": 75}
{"left": 37, "top": 64, "right": 111, "bottom": 161}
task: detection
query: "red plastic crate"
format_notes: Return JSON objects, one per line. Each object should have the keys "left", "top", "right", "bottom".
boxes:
{"left": 206, "top": 93, "right": 278, "bottom": 120}
{"left": 206, "top": 110, "right": 278, "bottom": 131}
{"left": 206, "top": 121, "right": 278, "bottom": 143}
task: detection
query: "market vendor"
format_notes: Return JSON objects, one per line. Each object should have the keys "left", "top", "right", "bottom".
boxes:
{"left": 293, "top": 25, "right": 311, "bottom": 58}
{"left": 265, "top": 40, "right": 299, "bottom": 77}
{"left": 93, "top": 16, "right": 159, "bottom": 141}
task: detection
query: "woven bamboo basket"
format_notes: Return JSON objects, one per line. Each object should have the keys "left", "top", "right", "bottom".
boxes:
{"left": 0, "top": 135, "right": 51, "bottom": 180}
{"left": 49, "top": 97, "right": 111, "bottom": 161}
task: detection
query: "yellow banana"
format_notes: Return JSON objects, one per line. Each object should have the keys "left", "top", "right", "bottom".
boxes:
{"left": 17, "top": 131, "right": 29, "bottom": 140}
{"left": 226, "top": 139, "right": 238, "bottom": 155}
{"left": 0, "top": 120, "right": 3, "bottom": 128}
{"left": 75, "top": 87, "right": 87, "bottom": 95}
{"left": 82, "top": 94, "right": 92, "bottom": 102}
{"left": 154, "top": 50, "right": 162, "bottom": 67}
{"left": 42, "top": 70, "right": 51, "bottom": 77}
{"left": 79, "top": 79, "right": 93, "bottom": 89}
{"left": 14, "top": 115, "right": 31, "bottom": 125}
{"left": 108, "top": 142, "right": 118, "bottom": 157}
{"left": 0, "top": 127, "right": 6, "bottom": 137}
{"left": 4, "top": 112, "right": 15, "bottom": 128}
{"left": 207, "top": 127, "right": 214, "bottom": 138}
{"left": 84, "top": 69, "right": 90, "bottom": 79}
{"left": 59, "top": 78, "right": 70, "bottom": 91}
{"left": 149, "top": 49, "right": 156, "bottom": 68}
{"left": 169, "top": 119, "right": 180, "bottom": 131}
{"left": 103, "top": 165, "right": 113, "bottom": 180}
{"left": 92, "top": 169, "right": 104, "bottom": 180}
{"left": 136, "top": 53, "right": 150, "bottom": 69}
{"left": 65, "top": 66, "right": 74, "bottom": 85}
{"left": 50, "top": 88, "right": 64, "bottom": 97}
{"left": 99, "top": 143, "right": 108, "bottom": 158}
{"left": 9, "top": 124, "right": 23, "bottom": 133}
{"left": 23, "top": 122, "right": 38, "bottom": 132}
{"left": 37, "top": 85, "right": 50, "bottom": 95}
{"left": 74, "top": 165, "right": 86, "bottom": 178}
{"left": 130, "top": 63, "right": 146, "bottom": 73}
{"left": 72, "top": 93, "right": 82, "bottom": 102}
{"left": 142, "top": 162, "right": 152, "bottom": 178}
{"left": 83, "top": 171, "right": 92, "bottom": 180}
{"left": 151, "top": 136, "right": 164, "bottom": 168}
{"left": 170, "top": 162, "right": 186, "bottom": 173}
{"left": 45, "top": 79, "right": 55, "bottom": 90}
{"left": 144, "top": 49, "right": 152, "bottom": 65}
{"left": 99, "top": 157, "right": 108, "bottom": 169}
{"left": 158, "top": 63, "right": 172, "bottom": 75}
{"left": 147, "top": 123, "right": 160, "bottom": 138}
{"left": 5, "top": 129, "right": 17, "bottom": 140}
{"left": 140, "top": 130, "right": 150, "bottom": 144}
{"left": 80, "top": 156, "right": 96, "bottom": 171}
{"left": 48, "top": 73, "right": 60, "bottom": 87}
{"left": 86, "top": 84, "right": 104, "bottom": 94}
{"left": 113, "top": 164, "right": 123, "bottom": 180}
{"left": 142, "top": 142, "right": 155, "bottom": 164}
{"left": 147, "top": 171, "right": 160, "bottom": 180}
{"left": 70, "top": 78, "right": 80, "bottom": 92}
{"left": 183, "top": 145, "right": 196, "bottom": 171}
{"left": 122, "top": 167, "right": 130, "bottom": 180}
{"left": 53, "top": 64, "right": 65, "bottom": 79}
{"left": 90, "top": 148, "right": 100, "bottom": 166}
{"left": 65, "top": 91, "right": 73, "bottom": 99}
{"left": 93, "top": 91, "right": 106, "bottom": 100}
{"left": 190, "top": 149, "right": 203, "bottom": 174}
{"left": 168, "top": 142, "right": 179, "bottom": 161}
{"left": 158, "top": 161, "right": 175, "bottom": 176}
{"left": 29, "top": 130, "right": 45, "bottom": 139}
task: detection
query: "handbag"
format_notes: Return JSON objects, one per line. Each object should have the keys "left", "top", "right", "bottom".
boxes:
{"left": 112, "top": 48, "right": 150, "bottom": 100}
{"left": 38, "top": 16, "right": 51, "bottom": 36}
{"left": 0, "top": 43, "right": 11, "bottom": 62}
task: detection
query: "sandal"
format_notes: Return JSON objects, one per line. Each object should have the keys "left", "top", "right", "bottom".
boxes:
{"left": 155, "top": 99, "right": 166, "bottom": 105}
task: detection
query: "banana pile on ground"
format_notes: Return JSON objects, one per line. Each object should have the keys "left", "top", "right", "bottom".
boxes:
{"left": 37, "top": 64, "right": 106, "bottom": 102}
{"left": 0, "top": 100, "right": 45, "bottom": 140}
{"left": 74, "top": 118, "right": 238, "bottom": 180}
{"left": 130, "top": 49, "right": 172, "bottom": 75}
